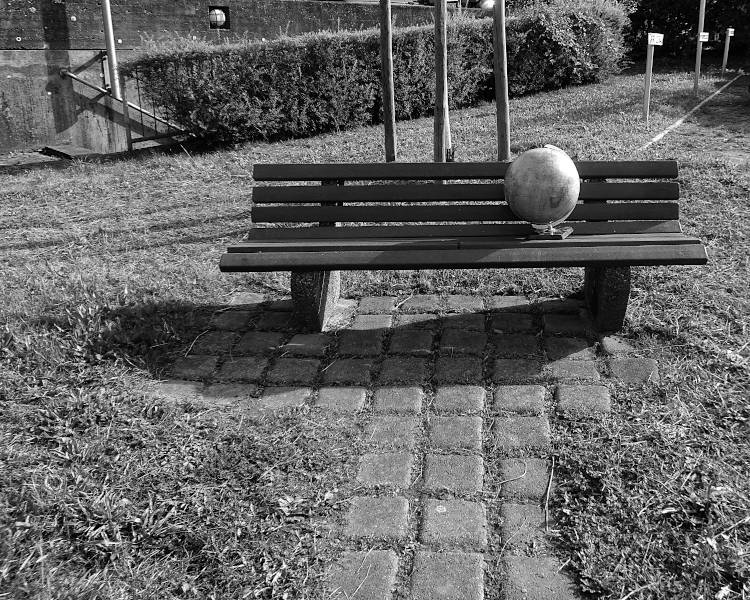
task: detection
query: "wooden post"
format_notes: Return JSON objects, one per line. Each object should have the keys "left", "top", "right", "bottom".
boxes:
{"left": 492, "top": 0, "right": 511, "bottom": 161}
{"left": 643, "top": 33, "right": 662, "bottom": 125}
{"left": 693, "top": 0, "right": 707, "bottom": 95}
{"left": 721, "top": 28, "right": 734, "bottom": 77}
{"left": 379, "top": 0, "right": 397, "bottom": 162}
{"left": 434, "top": 0, "right": 448, "bottom": 163}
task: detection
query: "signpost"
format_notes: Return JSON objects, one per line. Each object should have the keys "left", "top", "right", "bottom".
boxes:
{"left": 721, "top": 28, "right": 735, "bottom": 77}
{"left": 693, "top": 0, "right": 707, "bottom": 95}
{"left": 492, "top": 0, "right": 511, "bottom": 161}
{"left": 643, "top": 33, "right": 663, "bottom": 125}
{"left": 434, "top": 0, "right": 448, "bottom": 163}
{"left": 379, "top": 0, "right": 396, "bottom": 161}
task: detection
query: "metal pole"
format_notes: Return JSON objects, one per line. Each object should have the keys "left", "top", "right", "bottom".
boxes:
{"left": 493, "top": 0, "right": 511, "bottom": 161}
{"left": 434, "top": 0, "right": 448, "bottom": 163}
{"left": 643, "top": 43, "right": 655, "bottom": 125}
{"left": 101, "top": 0, "right": 121, "bottom": 101}
{"left": 379, "top": 0, "right": 397, "bottom": 162}
{"left": 721, "top": 29, "right": 732, "bottom": 77}
{"left": 693, "top": 0, "right": 706, "bottom": 96}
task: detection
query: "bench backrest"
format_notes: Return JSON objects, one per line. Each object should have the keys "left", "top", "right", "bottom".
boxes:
{"left": 250, "top": 161, "right": 681, "bottom": 237}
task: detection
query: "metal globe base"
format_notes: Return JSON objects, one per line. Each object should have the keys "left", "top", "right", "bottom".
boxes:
{"left": 528, "top": 223, "right": 573, "bottom": 240}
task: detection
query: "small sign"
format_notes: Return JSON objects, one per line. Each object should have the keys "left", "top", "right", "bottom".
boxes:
{"left": 648, "top": 33, "right": 664, "bottom": 46}
{"left": 699, "top": 32, "right": 709, "bottom": 42}
{"left": 727, "top": 28, "right": 734, "bottom": 36}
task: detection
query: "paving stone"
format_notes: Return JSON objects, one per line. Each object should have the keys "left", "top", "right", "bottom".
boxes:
{"left": 357, "top": 452, "right": 414, "bottom": 487}
{"left": 556, "top": 385, "right": 611, "bottom": 418}
{"left": 344, "top": 496, "right": 409, "bottom": 541}
{"left": 315, "top": 387, "right": 367, "bottom": 413}
{"left": 266, "top": 358, "right": 320, "bottom": 385}
{"left": 372, "top": 386, "right": 424, "bottom": 414}
{"left": 327, "top": 550, "right": 398, "bottom": 600}
{"left": 500, "top": 503, "right": 547, "bottom": 550}
{"left": 544, "top": 360, "right": 600, "bottom": 382}
{"left": 267, "top": 298, "right": 293, "bottom": 311}
{"left": 229, "top": 291, "right": 265, "bottom": 306}
{"left": 544, "top": 336, "right": 596, "bottom": 361}
{"left": 322, "top": 358, "right": 374, "bottom": 385}
{"left": 442, "top": 313, "right": 486, "bottom": 331}
{"left": 215, "top": 356, "right": 268, "bottom": 382}
{"left": 255, "top": 387, "right": 311, "bottom": 411}
{"left": 503, "top": 556, "right": 578, "bottom": 600}
{"left": 499, "top": 458, "right": 550, "bottom": 501}
{"left": 281, "top": 333, "right": 330, "bottom": 357}
{"left": 599, "top": 335, "right": 636, "bottom": 356}
{"left": 491, "top": 334, "right": 540, "bottom": 358}
{"left": 203, "top": 383, "right": 260, "bottom": 405}
{"left": 351, "top": 313, "right": 393, "bottom": 330}
{"left": 255, "top": 311, "right": 294, "bottom": 331}
{"left": 411, "top": 551, "right": 484, "bottom": 600}
{"left": 396, "top": 313, "right": 440, "bottom": 329}
{"left": 493, "top": 417, "right": 551, "bottom": 452}
{"left": 338, "top": 329, "right": 384, "bottom": 356}
{"left": 428, "top": 416, "right": 483, "bottom": 450}
{"left": 424, "top": 454, "right": 484, "bottom": 493}
{"left": 401, "top": 294, "right": 442, "bottom": 313}
{"left": 389, "top": 329, "right": 434, "bottom": 356}
{"left": 234, "top": 331, "right": 286, "bottom": 355}
{"left": 378, "top": 357, "right": 429, "bottom": 384}
{"left": 365, "top": 417, "right": 418, "bottom": 448}
{"left": 171, "top": 355, "right": 218, "bottom": 380}
{"left": 445, "top": 295, "right": 484, "bottom": 313}
{"left": 190, "top": 331, "right": 239, "bottom": 354}
{"left": 542, "top": 313, "right": 592, "bottom": 337}
{"left": 492, "top": 359, "right": 543, "bottom": 383}
{"left": 421, "top": 499, "right": 487, "bottom": 548}
{"left": 434, "top": 357, "right": 483, "bottom": 384}
{"left": 153, "top": 379, "right": 204, "bottom": 403}
{"left": 493, "top": 385, "right": 545, "bottom": 415}
{"left": 533, "top": 297, "right": 583, "bottom": 314}
{"left": 358, "top": 296, "right": 396, "bottom": 314}
{"left": 432, "top": 385, "right": 486, "bottom": 414}
{"left": 210, "top": 310, "right": 253, "bottom": 330}
{"left": 491, "top": 313, "right": 538, "bottom": 333}
{"left": 487, "top": 295, "right": 532, "bottom": 313}
{"left": 440, "top": 330, "right": 488, "bottom": 355}
{"left": 610, "top": 358, "right": 660, "bottom": 384}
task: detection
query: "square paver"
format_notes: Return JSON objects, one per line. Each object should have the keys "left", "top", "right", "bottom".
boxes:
{"left": 445, "top": 295, "right": 484, "bottom": 313}
{"left": 282, "top": 333, "right": 330, "bottom": 357}
{"left": 235, "top": 331, "right": 285, "bottom": 355}
{"left": 428, "top": 416, "right": 483, "bottom": 450}
{"left": 609, "top": 358, "right": 660, "bottom": 384}
{"left": 434, "top": 357, "right": 483, "bottom": 384}
{"left": 327, "top": 550, "right": 398, "bottom": 600}
{"left": 599, "top": 335, "right": 635, "bottom": 356}
{"left": 533, "top": 297, "right": 583, "bottom": 314}
{"left": 491, "top": 334, "right": 540, "bottom": 357}
{"left": 421, "top": 499, "right": 487, "bottom": 548}
{"left": 255, "top": 312, "right": 294, "bottom": 331}
{"left": 357, "top": 452, "right": 414, "bottom": 487}
{"left": 254, "top": 387, "right": 311, "bottom": 411}
{"left": 372, "top": 386, "right": 424, "bottom": 414}
{"left": 544, "top": 337, "right": 596, "bottom": 361}
{"left": 424, "top": 454, "right": 484, "bottom": 493}
{"left": 365, "top": 417, "right": 418, "bottom": 448}
{"left": 344, "top": 496, "right": 409, "bottom": 541}
{"left": 503, "top": 556, "right": 578, "bottom": 600}
{"left": 315, "top": 387, "right": 367, "bottom": 413}
{"left": 210, "top": 310, "right": 253, "bottom": 331}
{"left": 493, "top": 416, "right": 551, "bottom": 452}
{"left": 432, "top": 385, "right": 486, "bottom": 414}
{"left": 202, "top": 383, "right": 260, "bottom": 406}
{"left": 338, "top": 329, "right": 384, "bottom": 356}
{"left": 389, "top": 329, "right": 434, "bottom": 356}
{"left": 358, "top": 296, "right": 396, "bottom": 314}
{"left": 267, "top": 298, "right": 293, "bottom": 311}
{"left": 351, "top": 314, "right": 393, "bottom": 330}
{"left": 556, "top": 385, "right": 611, "bottom": 418}
{"left": 487, "top": 295, "right": 532, "bottom": 313}
{"left": 544, "top": 360, "right": 600, "bottom": 382}
{"left": 171, "top": 355, "right": 218, "bottom": 380}
{"left": 215, "top": 356, "right": 268, "bottom": 382}
{"left": 491, "top": 313, "right": 537, "bottom": 333}
{"left": 442, "top": 313, "right": 486, "bottom": 331}
{"left": 396, "top": 313, "right": 440, "bottom": 329}
{"left": 492, "top": 359, "right": 543, "bottom": 383}
{"left": 190, "top": 331, "right": 239, "bottom": 354}
{"left": 228, "top": 291, "right": 264, "bottom": 307}
{"left": 499, "top": 458, "right": 550, "bottom": 501}
{"left": 266, "top": 358, "right": 320, "bottom": 385}
{"left": 411, "top": 551, "right": 484, "bottom": 600}
{"left": 378, "top": 357, "right": 429, "bottom": 384}
{"left": 322, "top": 359, "right": 374, "bottom": 385}
{"left": 493, "top": 385, "right": 545, "bottom": 415}
{"left": 500, "top": 503, "right": 547, "bottom": 549}
{"left": 440, "top": 330, "right": 488, "bottom": 355}
{"left": 542, "top": 313, "right": 591, "bottom": 337}
{"left": 401, "top": 295, "right": 442, "bottom": 313}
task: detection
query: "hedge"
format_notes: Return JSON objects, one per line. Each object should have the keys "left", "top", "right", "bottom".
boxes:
{"left": 121, "top": 5, "right": 626, "bottom": 143}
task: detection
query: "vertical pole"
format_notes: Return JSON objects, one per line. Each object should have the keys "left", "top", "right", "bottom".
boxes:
{"left": 492, "top": 0, "right": 511, "bottom": 161}
{"left": 721, "top": 29, "right": 731, "bottom": 77}
{"left": 643, "top": 43, "right": 655, "bottom": 125}
{"left": 101, "top": 0, "right": 121, "bottom": 101}
{"left": 120, "top": 77, "right": 133, "bottom": 152}
{"left": 434, "top": 0, "right": 448, "bottom": 163}
{"left": 380, "top": 0, "right": 397, "bottom": 162}
{"left": 693, "top": 0, "right": 706, "bottom": 96}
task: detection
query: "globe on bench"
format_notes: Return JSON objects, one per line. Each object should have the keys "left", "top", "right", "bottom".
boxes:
{"left": 505, "top": 145, "right": 580, "bottom": 239}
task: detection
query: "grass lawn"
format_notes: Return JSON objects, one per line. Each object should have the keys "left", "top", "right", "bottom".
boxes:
{"left": 1, "top": 69, "right": 748, "bottom": 598}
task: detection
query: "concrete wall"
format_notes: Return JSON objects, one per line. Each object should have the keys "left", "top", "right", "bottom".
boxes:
{"left": 0, "top": 0, "right": 436, "bottom": 153}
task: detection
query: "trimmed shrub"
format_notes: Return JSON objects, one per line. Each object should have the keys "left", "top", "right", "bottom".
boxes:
{"left": 121, "top": 5, "right": 626, "bottom": 143}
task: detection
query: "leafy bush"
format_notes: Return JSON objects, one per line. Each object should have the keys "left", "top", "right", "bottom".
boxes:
{"left": 121, "top": 5, "right": 626, "bottom": 143}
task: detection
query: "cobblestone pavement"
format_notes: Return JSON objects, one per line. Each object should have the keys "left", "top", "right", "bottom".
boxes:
{"left": 153, "top": 293, "right": 658, "bottom": 599}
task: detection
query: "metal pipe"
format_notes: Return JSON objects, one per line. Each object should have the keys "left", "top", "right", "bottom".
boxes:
{"left": 101, "top": 0, "right": 121, "bottom": 101}
{"left": 693, "top": 0, "right": 706, "bottom": 95}
{"left": 60, "top": 69, "right": 186, "bottom": 132}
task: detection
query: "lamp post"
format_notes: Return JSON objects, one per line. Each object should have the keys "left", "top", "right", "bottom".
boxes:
{"left": 101, "top": 0, "right": 121, "bottom": 101}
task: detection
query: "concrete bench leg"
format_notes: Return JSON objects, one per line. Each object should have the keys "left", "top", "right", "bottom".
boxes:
{"left": 291, "top": 270, "right": 351, "bottom": 331}
{"left": 584, "top": 266, "right": 631, "bottom": 332}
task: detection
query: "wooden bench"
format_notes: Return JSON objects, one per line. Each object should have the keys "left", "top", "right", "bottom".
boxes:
{"left": 220, "top": 161, "right": 708, "bottom": 331}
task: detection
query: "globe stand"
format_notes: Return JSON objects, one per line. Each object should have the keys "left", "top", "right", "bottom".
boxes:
{"left": 527, "top": 223, "right": 573, "bottom": 240}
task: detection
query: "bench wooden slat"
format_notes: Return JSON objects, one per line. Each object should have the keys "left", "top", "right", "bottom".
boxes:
{"left": 252, "top": 202, "right": 679, "bottom": 223}
{"left": 253, "top": 161, "right": 678, "bottom": 181}
{"left": 252, "top": 181, "right": 680, "bottom": 203}
{"left": 220, "top": 243, "right": 707, "bottom": 271}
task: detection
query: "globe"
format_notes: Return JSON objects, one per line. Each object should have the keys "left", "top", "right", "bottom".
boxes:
{"left": 504, "top": 145, "right": 580, "bottom": 234}
{"left": 209, "top": 8, "right": 227, "bottom": 28}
